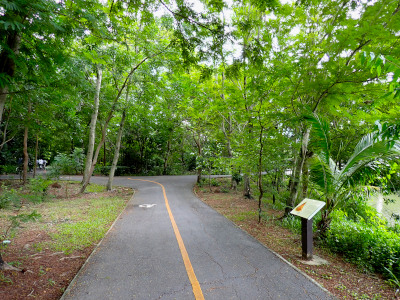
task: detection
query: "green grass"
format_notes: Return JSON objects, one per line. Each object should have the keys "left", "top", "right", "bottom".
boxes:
{"left": 85, "top": 184, "right": 107, "bottom": 193}
{"left": 0, "top": 181, "right": 131, "bottom": 256}
{"left": 43, "top": 196, "right": 126, "bottom": 254}
{"left": 0, "top": 273, "right": 13, "bottom": 284}
{"left": 229, "top": 211, "right": 257, "bottom": 222}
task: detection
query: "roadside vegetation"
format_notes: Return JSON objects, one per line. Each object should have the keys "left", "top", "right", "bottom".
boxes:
{"left": 196, "top": 177, "right": 400, "bottom": 299}
{"left": 0, "top": 178, "right": 132, "bottom": 299}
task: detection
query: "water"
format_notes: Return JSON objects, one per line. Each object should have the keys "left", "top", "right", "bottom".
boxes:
{"left": 368, "top": 193, "right": 400, "bottom": 224}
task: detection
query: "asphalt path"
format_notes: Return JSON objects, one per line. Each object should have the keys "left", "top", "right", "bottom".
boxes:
{"left": 58, "top": 175, "right": 334, "bottom": 300}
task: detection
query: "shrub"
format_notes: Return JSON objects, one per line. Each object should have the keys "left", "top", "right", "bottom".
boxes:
{"left": 210, "top": 178, "right": 220, "bottom": 187}
{"left": 100, "top": 166, "right": 110, "bottom": 176}
{"left": 0, "top": 165, "right": 17, "bottom": 175}
{"left": 232, "top": 173, "right": 242, "bottom": 185}
{"left": 48, "top": 153, "right": 72, "bottom": 179}
{"left": 70, "top": 148, "right": 85, "bottom": 174}
{"left": 93, "top": 165, "right": 103, "bottom": 175}
{"left": 197, "top": 178, "right": 207, "bottom": 187}
{"left": 281, "top": 214, "right": 302, "bottom": 234}
{"left": 326, "top": 210, "right": 400, "bottom": 278}
{"left": 0, "top": 186, "right": 20, "bottom": 209}
{"left": 48, "top": 148, "right": 86, "bottom": 179}
{"left": 9, "top": 211, "right": 41, "bottom": 228}
{"left": 28, "top": 177, "right": 51, "bottom": 202}
{"left": 115, "top": 166, "right": 130, "bottom": 176}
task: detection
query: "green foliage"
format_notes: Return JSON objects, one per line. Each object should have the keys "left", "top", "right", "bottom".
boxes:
{"left": 28, "top": 177, "right": 51, "bottom": 202}
{"left": 94, "top": 165, "right": 110, "bottom": 176}
{"left": 307, "top": 113, "right": 400, "bottom": 233}
{"left": 70, "top": 148, "right": 85, "bottom": 174}
{"left": 0, "top": 185, "right": 20, "bottom": 209}
{"left": 210, "top": 178, "right": 220, "bottom": 187}
{"left": 48, "top": 148, "right": 85, "bottom": 179}
{"left": 8, "top": 211, "right": 41, "bottom": 229}
{"left": 326, "top": 210, "right": 400, "bottom": 279}
{"left": 114, "top": 166, "right": 131, "bottom": 176}
{"left": 0, "top": 165, "right": 17, "bottom": 175}
{"left": 232, "top": 173, "right": 243, "bottom": 185}
{"left": 362, "top": 52, "right": 400, "bottom": 99}
{"left": 385, "top": 267, "right": 400, "bottom": 290}
{"left": 280, "top": 214, "right": 301, "bottom": 234}
{"left": 0, "top": 273, "right": 13, "bottom": 284}
{"left": 340, "top": 191, "right": 383, "bottom": 224}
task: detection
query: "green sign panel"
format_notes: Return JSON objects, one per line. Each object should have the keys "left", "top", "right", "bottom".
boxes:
{"left": 290, "top": 198, "right": 326, "bottom": 220}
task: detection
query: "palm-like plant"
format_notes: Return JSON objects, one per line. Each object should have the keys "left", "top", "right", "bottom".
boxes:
{"left": 306, "top": 114, "right": 400, "bottom": 236}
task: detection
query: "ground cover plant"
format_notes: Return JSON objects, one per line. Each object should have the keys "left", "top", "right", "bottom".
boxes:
{"left": 0, "top": 179, "right": 132, "bottom": 300}
{"left": 195, "top": 177, "right": 400, "bottom": 300}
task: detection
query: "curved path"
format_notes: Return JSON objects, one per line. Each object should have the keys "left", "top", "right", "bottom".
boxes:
{"left": 61, "top": 175, "right": 334, "bottom": 300}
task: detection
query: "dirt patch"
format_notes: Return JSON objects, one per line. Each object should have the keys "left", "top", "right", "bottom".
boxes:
{"left": 0, "top": 233, "right": 92, "bottom": 300}
{"left": 195, "top": 183, "right": 399, "bottom": 300}
{"left": 0, "top": 180, "right": 132, "bottom": 300}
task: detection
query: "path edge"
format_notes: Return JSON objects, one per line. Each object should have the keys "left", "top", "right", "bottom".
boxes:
{"left": 59, "top": 190, "right": 135, "bottom": 300}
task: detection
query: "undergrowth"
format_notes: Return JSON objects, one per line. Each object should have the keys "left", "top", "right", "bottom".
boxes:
{"left": 325, "top": 210, "right": 400, "bottom": 280}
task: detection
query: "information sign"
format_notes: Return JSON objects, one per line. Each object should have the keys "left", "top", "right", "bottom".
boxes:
{"left": 290, "top": 198, "right": 325, "bottom": 220}
{"left": 290, "top": 198, "right": 326, "bottom": 260}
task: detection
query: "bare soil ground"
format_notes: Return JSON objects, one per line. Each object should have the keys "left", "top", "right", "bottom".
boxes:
{"left": 195, "top": 182, "right": 400, "bottom": 300}
{"left": 0, "top": 180, "right": 132, "bottom": 300}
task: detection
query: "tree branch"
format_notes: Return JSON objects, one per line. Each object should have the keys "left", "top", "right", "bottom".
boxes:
{"left": 158, "top": 0, "right": 217, "bottom": 33}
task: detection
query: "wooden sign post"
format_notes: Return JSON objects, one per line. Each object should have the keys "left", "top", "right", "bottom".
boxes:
{"left": 290, "top": 198, "right": 325, "bottom": 261}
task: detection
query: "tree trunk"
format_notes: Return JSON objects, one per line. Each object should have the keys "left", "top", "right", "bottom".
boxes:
{"left": 272, "top": 171, "right": 277, "bottom": 204}
{"left": 194, "top": 134, "right": 202, "bottom": 184}
{"left": 103, "top": 139, "right": 106, "bottom": 166}
{"left": 0, "top": 87, "right": 8, "bottom": 125}
{"left": 243, "top": 174, "right": 252, "bottom": 199}
{"left": 81, "top": 94, "right": 122, "bottom": 193}
{"left": 257, "top": 126, "right": 264, "bottom": 223}
{"left": 22, "top": 103, "right": 32, "bottom": 184}
{"left": 222, "top": 113, "right": 237, "bottom": 189}
{"left": 0, "top": 95, "right": 12, "bottom": 152}
{"left": 317, "top": 199, "right": 334, "bottom": 238}
{"left": 302, "top": 151, "right": 313, "bottom": 199}
{"left": 23, "top": 125, "right": 29, "bottom": 184}
{"left": 0, "top": 32, "right": 21, "bottom": 124}
{"left": 285, "top": 127, "right": 311, "bottom": 215}
{"left": 288, "top": 154, "right": 297, "bottom": 191}
{"left": 106, "top": 110, "right": 126, "bottom": 191}
{"left": 33, "top": 134, "right": 38, "bottom": 178}
{"left": 163, "top": 139, "right": 171, "bottom": 175}
{"left": 80, "top": 125, "right": 106, "bottom": 193}
{"left": 81, "top": 47, "right": 168, "bottom": 192}
{"left": 82, "top": 67, "right": 102, "bottom": 184}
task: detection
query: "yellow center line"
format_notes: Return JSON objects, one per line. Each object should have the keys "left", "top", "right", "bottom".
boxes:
{"left": 128, "top": 178, "right": 204, "bottom": 300}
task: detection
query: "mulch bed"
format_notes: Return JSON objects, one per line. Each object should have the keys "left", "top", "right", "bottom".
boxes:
{"left": 0, "top": 231, "right": 93, "bottom": 300}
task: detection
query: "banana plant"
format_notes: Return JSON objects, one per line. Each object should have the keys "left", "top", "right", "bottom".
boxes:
{"left": 306, "top": 114, "right": 400, "bottom": 236}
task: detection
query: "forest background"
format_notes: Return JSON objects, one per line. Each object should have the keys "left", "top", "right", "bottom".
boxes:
{"left": 1, "top": 0, "right": 400, "bottom": 289}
